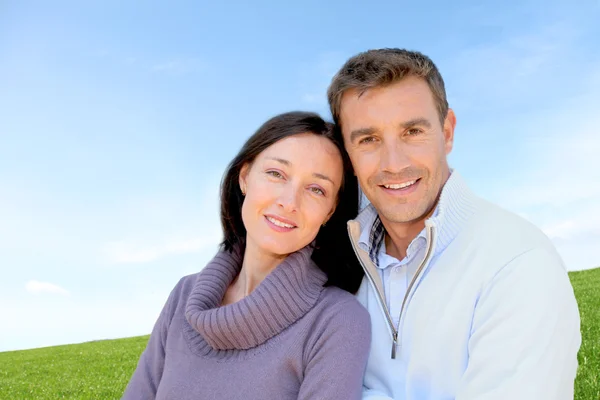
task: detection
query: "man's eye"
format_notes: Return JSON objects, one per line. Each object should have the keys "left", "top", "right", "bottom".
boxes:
{"left": 407, "top": 128, "right": 423, "bottom": 135}
{"left": 359, "top": 137, "right": 376, "bottom": 144}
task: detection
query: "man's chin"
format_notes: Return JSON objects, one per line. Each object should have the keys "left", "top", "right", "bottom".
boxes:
{"left": 378, "top": 207, "right": 429, "bottom": 225}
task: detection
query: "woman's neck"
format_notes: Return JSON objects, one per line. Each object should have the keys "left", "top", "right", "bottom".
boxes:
{"left": 222, "top": 240, "right": 287, "bottom": 305}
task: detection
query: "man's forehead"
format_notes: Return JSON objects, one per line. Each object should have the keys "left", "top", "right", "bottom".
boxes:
{"left": 340, "top": 86, "right": 380, "bottom": 107}
{"left": 339, "top": 79, "right": 437, "bottom": 125}
{"left": 338, "top": 87, "right": 380, "bottom": 125}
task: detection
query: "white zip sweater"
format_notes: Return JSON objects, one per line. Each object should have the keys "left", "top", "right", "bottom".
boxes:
{"left": 350, "top": 171, "right": 581, "bottom": 400}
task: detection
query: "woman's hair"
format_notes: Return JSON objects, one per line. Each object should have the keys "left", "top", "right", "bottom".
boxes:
{"left": 219, "top": 111, "right": 364, "bottom": 293}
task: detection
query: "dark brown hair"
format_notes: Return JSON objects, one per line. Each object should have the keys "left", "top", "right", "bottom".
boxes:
{"left": 327, "top": 48, "right": 448, "bottom": 127}
{"left": 219, "top": 111, "right": 363, "bottom": 293}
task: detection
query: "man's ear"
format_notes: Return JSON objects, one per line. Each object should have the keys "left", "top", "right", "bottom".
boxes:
{"left": 239, "top": 163, "right": 250, "bottom": 195}
{"left": 443, "top": 108, "right": 456, "bottom": 155}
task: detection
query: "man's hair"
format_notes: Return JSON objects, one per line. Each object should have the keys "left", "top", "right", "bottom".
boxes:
{"left": 327, "top": 48, "right": 449, "bottom": 127}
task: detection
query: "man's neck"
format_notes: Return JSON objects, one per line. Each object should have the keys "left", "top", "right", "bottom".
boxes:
{"left": 380, "top": 170, "right": 451, "bottom": 260}
{"left": 383, "top": 219, "right": 426, "bottom": 260}
{"left": 381, "top": 199, "right": 440, "bottom": 260}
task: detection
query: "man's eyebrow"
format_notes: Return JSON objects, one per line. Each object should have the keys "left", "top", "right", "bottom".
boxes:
{"left": 349, "top": 127, "right": 377, "bottom": 143}
{"left": 401, "top": 118, "right": 432, "bottom": 129}
{"left": 349, "top": 118, "right": 432, "bottom": 142}
{"left": 266, "top": 157, "right": 291, "bottom": 166}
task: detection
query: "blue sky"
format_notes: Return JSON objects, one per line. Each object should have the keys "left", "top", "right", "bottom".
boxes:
{"left": 1, "top": 0, "right": 599, "bottom": 351}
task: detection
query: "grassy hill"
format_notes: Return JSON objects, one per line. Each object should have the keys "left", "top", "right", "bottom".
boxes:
{"left": 569, "top": 267, "right": 600, "bottom": 400}
{"left": 1, "top": 268, "right": 598, "bottom": 400}
{"left": 0, "top": 336, "right": 148, "bottom": 399}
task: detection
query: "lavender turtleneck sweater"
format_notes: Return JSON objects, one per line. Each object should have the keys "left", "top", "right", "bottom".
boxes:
{"left": 122, "top": 245, "right": 371, "bottom": 400}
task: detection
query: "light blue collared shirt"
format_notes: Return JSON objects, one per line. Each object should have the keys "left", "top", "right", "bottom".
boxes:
{"left": 357, "top": 198, "right": 439, "bottom": 325}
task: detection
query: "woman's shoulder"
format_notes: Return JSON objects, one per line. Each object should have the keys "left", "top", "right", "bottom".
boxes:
{"left": 177, "top": 271, "right": 202, "bottom": 289}
{"left": 312, "top": 286, "right": 371, "bottom": 329}
{"left": 300, "top": 286, "right": 371, "bottom": 361}
{"left": 319, "top": 285, "right": 365, "bottom": 305}
{"left": 159, "top": 271, "right": 203, "bottom": 312}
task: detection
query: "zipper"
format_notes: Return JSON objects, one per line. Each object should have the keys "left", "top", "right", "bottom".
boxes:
{"left": 393, "top": 224, "right": 435, "bottom": 357}
{"left": 348, "top": 222, "right": 436, "bottom": 359}
{"left": 347, "top": 224, "right": 398, "bottom": 347}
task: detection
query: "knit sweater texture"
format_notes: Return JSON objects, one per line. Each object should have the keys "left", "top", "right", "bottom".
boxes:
{"left": 122, "top": 245, "right": 371, "bottom": 399}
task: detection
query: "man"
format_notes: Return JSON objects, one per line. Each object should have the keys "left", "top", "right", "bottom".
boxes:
{"left": 327, "top": 49, "right": 581, "bottom": 399}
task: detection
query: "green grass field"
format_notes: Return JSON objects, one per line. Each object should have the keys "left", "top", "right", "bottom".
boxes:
{"left": 1, "top": 268, "right": 598, "bottom": 399}
{"left": 571, "top": 267, "right": 600, "bottom": 400}
{"left": 0, "top": 336, "right": 149, "bottom": 399}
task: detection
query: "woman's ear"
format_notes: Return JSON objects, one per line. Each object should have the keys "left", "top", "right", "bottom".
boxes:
{"left": 239, "top": 164, "right": 250, "bottom": 195}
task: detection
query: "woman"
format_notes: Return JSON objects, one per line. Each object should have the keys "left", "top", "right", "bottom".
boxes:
{"left": 123, "top": 111, "right": 370, "bottom": 399}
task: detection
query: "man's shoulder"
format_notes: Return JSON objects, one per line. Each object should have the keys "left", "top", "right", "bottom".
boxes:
{"left": 467, "top": 197, "right": 554, "bottom": 250}
{"left": 449, "top": 197, "right": 565, "bottom": 281}
{"left": 440, "top": 172, "right": 552, "bottom": 250}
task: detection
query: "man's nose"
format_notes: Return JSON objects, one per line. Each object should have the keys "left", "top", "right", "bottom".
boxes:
{"left": 380, "top": 139, "right": 411, "bottom": 173}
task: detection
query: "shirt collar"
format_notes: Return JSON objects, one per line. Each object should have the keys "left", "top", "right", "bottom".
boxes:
{"left": 357, "top": 203, "right": 380, "bottom": 254}
{"left": 358, "top": 204, "right": 438, "bottom": 268}
{"left": 356, "top": 170, "right": 476, "bottom": 266}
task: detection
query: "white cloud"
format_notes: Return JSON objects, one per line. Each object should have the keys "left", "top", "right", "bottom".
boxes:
{"left": 299, "top": 51, "right": 348, "bottom": 111}
{"left": 440, "top": 14, "right": 600, "bottom": 271}
{"left": 302, "top": 93, "right": 325, "bottom": 104}
{"left": 89, "top": 49, "right": 109, "bottom": 58}
{"left": 105, "top": 231, "right": 221, "bottom": 264}
{"left": 502, "top": 151, "right": 598, "bottom": 271}
{"left": 542, "top": 220, "right": 581, "bottom": 242}
{"left": 25, "top": 280, "right": 70, "bottom": 296}
{"left": 445, "top": 21, "right": 584, "bottom": 112}
{"left": 102, "top": 171, "right": 224, "bottom": 265}
{"left": 0, "top": 293, "right": 168, "bottom": 352}
{"left": 475, "top": 73, "right": 600, "bottom": 271}
{"left": 151, "top": 58, "right": 204, "bottom": 75}
{"left": 4, "top": 160, "right": 224, "bottom": 261}
{"left": 496, "top": 129, "right": 600, "bottom": 209}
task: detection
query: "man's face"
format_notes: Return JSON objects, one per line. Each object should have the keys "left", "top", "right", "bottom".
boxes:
{"left": 339, "top": 76, "right": 456, "bottom": 226}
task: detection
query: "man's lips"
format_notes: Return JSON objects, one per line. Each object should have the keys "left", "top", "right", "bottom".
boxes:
{"left": 378, "top": 178, "right": 421, "bottom": 194}
{"left": 379, "top": 178, "right": 420, "bottom": 190}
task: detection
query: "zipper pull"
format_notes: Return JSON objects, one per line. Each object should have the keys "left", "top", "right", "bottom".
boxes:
{"left": 391, "top": 332, "right": 398, "bottom": 359}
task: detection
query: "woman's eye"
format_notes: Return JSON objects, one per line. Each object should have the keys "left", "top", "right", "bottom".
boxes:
{"left": 266, "top": 170, "right": 283, "bottom": 179}
{"left": 309, "top": 187, "right": 325, "bottom": 196}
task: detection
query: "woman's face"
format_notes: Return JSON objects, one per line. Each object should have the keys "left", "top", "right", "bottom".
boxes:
{"left": 239, "top": 133, "right": 343, "bottom": 259}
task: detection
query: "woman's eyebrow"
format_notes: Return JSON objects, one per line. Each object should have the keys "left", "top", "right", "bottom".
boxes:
{"left": 266, "top": 157, "right": 291, "bottom": 166}
{"left": 267, "top": 157, "right": 333, "bottom": 184}
{"left": 313, "top": 173, "right": 333, "bottom": 185}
